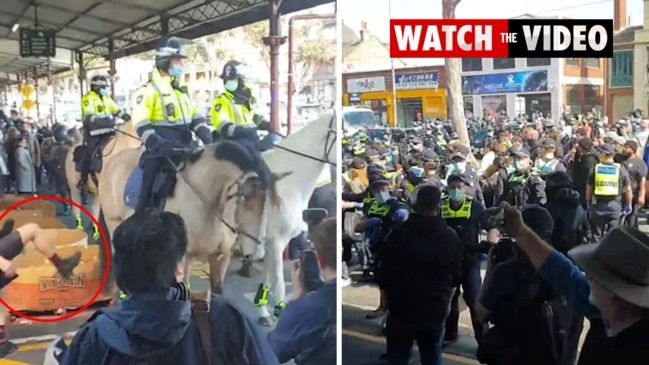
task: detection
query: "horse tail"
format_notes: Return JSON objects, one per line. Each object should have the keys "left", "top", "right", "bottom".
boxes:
{"left": 96, "top": 207, "right": 114, "bottom": 296}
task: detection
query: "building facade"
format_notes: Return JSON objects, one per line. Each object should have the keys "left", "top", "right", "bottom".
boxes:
{"left": 461, "top": 15, "right": 605, "bottom": 119}
{"left": 605, "top": 0, "right": 649, "bottom": 121}
{"left": 342, "top": 65, "right": 447, "bottom": 127}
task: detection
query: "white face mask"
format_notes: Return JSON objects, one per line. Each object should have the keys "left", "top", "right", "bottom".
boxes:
{"left": 453, "top": 161, "right": 467, "bottom": 172}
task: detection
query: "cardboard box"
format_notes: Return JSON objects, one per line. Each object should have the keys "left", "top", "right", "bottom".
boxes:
{"left": 0, "top": 198, "right": 56, "bottom": 217}
{"left": 4, "top": 229, "right": 111, "bottom": 312}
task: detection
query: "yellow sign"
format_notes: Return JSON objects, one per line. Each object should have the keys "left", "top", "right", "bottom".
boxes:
{"left": 20, "top": 84, "right": 34, "bottom": 97}
{"left": 21, "top": 99, "right": 36, "bottom": 110}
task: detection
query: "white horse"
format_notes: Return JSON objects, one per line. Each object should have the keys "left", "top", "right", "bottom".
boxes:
{"left": 242, "top": 112, "right": 337, "bottom": 325}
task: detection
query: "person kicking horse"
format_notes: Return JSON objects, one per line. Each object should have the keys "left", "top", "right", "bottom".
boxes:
{"left": 0, "top": 219, "right": 82, "bottom": 287}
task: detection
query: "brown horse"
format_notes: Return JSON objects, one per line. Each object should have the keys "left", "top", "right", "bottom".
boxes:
{"left": 65, "top": 123, "right": 141, "bottom": 235}
{"left": 97, "top": 141, "right": 286, "bottom": 295}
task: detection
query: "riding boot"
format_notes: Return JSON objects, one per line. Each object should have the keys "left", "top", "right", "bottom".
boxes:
{"left": 77, "top": 172, "right": 89, "bottom": 204}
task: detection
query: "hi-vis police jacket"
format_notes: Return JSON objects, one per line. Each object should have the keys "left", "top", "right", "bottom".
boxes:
{"left": 211, "top": 88, "right": 256, "bottom": 131}
{"left": 131, "top": 69, "right": 211, "bottom": 158}
{"left": 81, "top": 92, "right": 125, "bottom": 136}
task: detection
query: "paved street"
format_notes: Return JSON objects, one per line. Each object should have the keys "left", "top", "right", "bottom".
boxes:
{"left": 1, "top": 188, "right": 294, "bottom": 364}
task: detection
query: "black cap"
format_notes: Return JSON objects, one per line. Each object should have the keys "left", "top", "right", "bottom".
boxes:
{"left": 409, "top": 137, "right": 422, "bottom": 144}
{"left": 598, "top": 143, "right": 616, "bottom": 155}
{"left": 365, "top": 149, "right": 379, "bottom": 159}
{"left": 541, "top": 139, "right": 556, "bottom": 148}
{"left": 370, "top": 178, "right": 390, "bottom": 189}
{"left": 521, "top": 205, "right": 554, "bottom": 238}
{"left": 510, "top": 148, "right": 530, "bottom": 158}
{"left": 421, "top": 149, "right": 438, "bottom": 162}
{"left": 447, "top": 173, "right": 470, "bottom": 185}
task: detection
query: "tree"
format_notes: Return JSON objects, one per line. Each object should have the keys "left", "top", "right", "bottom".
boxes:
{"left": 243, "top": 21, "right": 272, "bottom": 69}
{"left": 293, "top": 21, "right": 335, "bottom": 94}
{"left": 443, "top": 0, "right": 470, "bottom": 147}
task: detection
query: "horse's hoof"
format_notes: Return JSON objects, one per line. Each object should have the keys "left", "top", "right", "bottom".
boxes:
{"left": 237, "top": 261, "right": 254, "bottom": 278}
{"left": 258, "top": 316, "right": 274, "bottom": 327}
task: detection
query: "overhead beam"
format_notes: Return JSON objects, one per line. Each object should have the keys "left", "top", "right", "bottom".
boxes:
{"left": 2, "top": 0, "right": 36, "bottom": 38}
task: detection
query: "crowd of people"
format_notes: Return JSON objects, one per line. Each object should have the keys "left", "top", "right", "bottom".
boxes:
{"left": 0, "top": 109, "right": 43, "bottom": 196}
{"left": 342, "top": 113, "right": 649, "bottom": 365}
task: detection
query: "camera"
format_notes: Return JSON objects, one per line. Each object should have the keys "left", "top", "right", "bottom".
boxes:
{"left": 299, "top": 208, "right": 326, "bottom": 293}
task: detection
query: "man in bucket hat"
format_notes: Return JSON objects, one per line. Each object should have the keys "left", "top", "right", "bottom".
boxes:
{"left": 498, "top": 201, "right": 649, "bottom": 365}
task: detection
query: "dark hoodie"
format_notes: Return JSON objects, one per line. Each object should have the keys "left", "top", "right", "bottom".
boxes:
{"left": 379, "top": 213, "right": 461, "bottom": 326}
{"left": 61, "top": 286, "right": 278, "bottom": 365}
{"left": 544, "top": 187, "right": 589, "bottom": 254}
{"left": 569, "top": 151, "right": 598, "bottom": 206}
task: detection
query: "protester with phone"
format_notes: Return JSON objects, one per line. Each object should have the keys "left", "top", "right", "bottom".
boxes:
{"left": 268, "top": 216, "right": 337, "bottom": 365}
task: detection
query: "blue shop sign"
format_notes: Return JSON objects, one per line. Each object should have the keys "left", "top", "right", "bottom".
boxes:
{"left": 394, "top": 72, "right": 439, "bottom": 90}
{"left": 462, "top": 70, "right": 548, "bottom": 95}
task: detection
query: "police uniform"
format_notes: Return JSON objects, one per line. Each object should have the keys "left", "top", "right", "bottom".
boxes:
{"left": 587, "top": 146, "right": 632, "bottom": 236}
{"left": 78, "top": 75, "right": 129, "bottom": 190}
{"left": 505, "top": 149, "right": 547, "bottom": 207}
{"left": 131, "top": 39, "right": 212, "bottom": 211}
{"left": 211, "top": 60, "right": 271, "bottom": 186}
{"left": 441, "top": 176, "right": 489, "bottom": 344}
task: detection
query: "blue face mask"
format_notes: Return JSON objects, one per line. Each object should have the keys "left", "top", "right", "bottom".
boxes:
{"left": 375, "top": 192, "right": 390, "bottom": 204}
{"left": 225, "top": 80, "right": 239, "bottom": 92}
{"left": 169, "top": 65, "right": 183, "bottom": 78}
{"left": 99, "top": 88, "right": 109, "bottom": 97}
{"left": 448, "top": 188, "right": 465, "bottom": 202}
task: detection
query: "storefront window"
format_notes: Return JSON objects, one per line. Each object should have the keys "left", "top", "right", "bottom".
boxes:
{"left": 584, "top": 85, "right": 602, "bottom": 111}
{"left": 362, "top": 99, "right": 387, "bottom": 125}
{"left": 396, "top": 98, "right": 423, "bottom": 127}
{"left": 463, "top": 96, "right": 474, "bottom": 118}
{"left": 565, "top": 86, "right": 581, "bottom": 113}
{"left": 462, "top": 58, "right": 482, "bottom": 72}
{"left": 493, "top": 58, "right": 515, "bottom": 70}
{"left": 526, "top": 58, "right": 551, "bottom": 67}
{"left": 566, "top": 58, "right": 579, "bottom": 66}
{"left": 481, "top": 95, "right": 507, "bottom": 117}
{"left": 585, "top": 58, "right": 600, "bottom": 68}
{"left": 520, "top": 93, "right": 551, "bottom": 118}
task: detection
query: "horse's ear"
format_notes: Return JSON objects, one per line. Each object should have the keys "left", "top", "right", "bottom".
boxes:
{"left": 272, "top": 172, "right": 292, "bottom": 182}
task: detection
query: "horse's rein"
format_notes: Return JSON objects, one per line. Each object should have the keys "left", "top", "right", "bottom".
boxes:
{"left": 270, "top": 115, "right": 338, "bottom": 166}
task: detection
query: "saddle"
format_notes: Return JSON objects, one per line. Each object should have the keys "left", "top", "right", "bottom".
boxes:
{"left": 73, "top": 136, "right": 114, "bottom": 174}
{"left": 124, "top": 155, "right": 188, "bottom": 210}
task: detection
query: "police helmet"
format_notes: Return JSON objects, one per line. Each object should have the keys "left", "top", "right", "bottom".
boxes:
{"left": 220, "top": 60, "right": 246, "bottom": 80}
{"left": 52, "top": 124, "right": 70, "bottom": 144}
{"left": 89, "top": 75, "right": 109, "bottom": 93}
{"left": 155, "top": 37, "right": 187, "bottom": 72}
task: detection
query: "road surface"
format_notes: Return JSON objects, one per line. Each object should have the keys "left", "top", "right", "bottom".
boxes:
{"left": 2, "top": 187, "right": 294, "bottom": 364}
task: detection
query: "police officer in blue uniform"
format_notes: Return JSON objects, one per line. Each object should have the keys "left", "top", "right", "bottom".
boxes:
{"left": 442, "top": 173, "right": 495, "bottom": 345}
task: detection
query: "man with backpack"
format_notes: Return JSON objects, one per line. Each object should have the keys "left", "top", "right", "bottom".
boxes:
{"left": 57, "top": 209, "right": 278, "bottom": 365}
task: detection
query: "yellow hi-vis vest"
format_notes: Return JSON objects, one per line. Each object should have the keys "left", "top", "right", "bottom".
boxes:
{"left": 441, "top": 198, "right": 472, "bottom": 219}
{"left": 367, "top": 200, "right": 390, "bottom": 217}
{"left": 593, "top": 163, "right": 620, "bottom": 196}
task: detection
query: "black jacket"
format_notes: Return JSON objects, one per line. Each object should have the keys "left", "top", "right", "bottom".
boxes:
{"left": 379, "top": 213, "right": 461, "bottom": 327}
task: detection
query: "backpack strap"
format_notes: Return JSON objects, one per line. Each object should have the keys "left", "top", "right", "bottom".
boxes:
{"left": 190, "top": 289, "right": 212, "bottom": 364}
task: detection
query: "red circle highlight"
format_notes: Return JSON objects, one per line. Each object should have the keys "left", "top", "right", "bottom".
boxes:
{"left": 0, "top": 195, "right": 111, "bottom": 323}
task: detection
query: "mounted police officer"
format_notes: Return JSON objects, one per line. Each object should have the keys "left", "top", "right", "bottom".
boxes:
{"left": 211, "top": 60, "right": 272, "bottom": 187}
{"left": 130, "top": 37, "right": 213, "bottom": 212}
{"left": 78, "top": 75, "right": 130, "bottom": 195}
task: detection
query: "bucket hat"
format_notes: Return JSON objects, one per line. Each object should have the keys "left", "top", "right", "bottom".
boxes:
{"left": 569, "top": 226, "right": 649, "bottom": 308}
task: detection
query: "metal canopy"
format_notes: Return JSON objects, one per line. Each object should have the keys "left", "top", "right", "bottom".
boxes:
{"left": 0, "top": 39, "right": 73, "bottom": 87}
{"left": 0, "top": 0, "right": 332, "bottom": 60}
